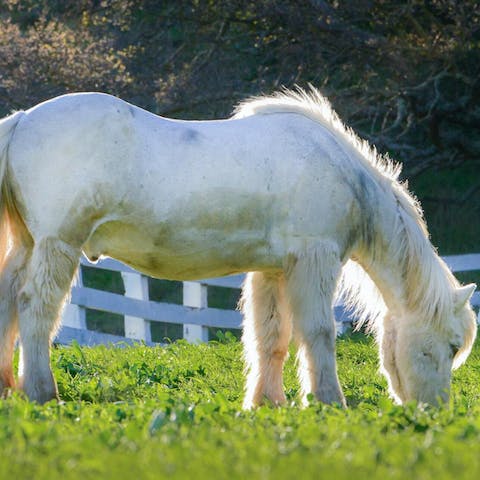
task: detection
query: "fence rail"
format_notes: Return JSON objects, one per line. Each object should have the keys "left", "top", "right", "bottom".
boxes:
{"left": 58, "top": 254, "right": 480, "bottom": 346}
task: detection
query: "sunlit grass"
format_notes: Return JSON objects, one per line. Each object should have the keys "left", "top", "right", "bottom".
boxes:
{"left": 1, "top": 332, "right": 480, "bottom": 479}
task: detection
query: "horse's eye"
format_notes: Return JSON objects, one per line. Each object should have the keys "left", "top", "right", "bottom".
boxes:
{"left": 450, "top": 343, "right": 460, "bottom": 357}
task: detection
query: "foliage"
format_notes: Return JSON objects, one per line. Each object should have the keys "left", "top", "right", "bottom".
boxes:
{"left": 0, "top": 334, "right": 480, "bottom": 479}
{"left": 0, "top": 15, "right": 132, "bottom": 109}
{"left": 1, "top": 1, "right": 479, "bottom": 171}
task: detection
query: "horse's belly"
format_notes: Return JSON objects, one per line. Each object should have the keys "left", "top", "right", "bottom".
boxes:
{"left": 83, "top": 219, "right": 282, "bottom": 280}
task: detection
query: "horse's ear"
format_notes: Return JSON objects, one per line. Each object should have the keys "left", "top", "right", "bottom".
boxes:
{"left": 454, "top": 284, "right": 476, "bottom": 311}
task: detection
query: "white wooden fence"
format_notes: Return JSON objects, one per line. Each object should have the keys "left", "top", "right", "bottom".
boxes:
{"left": 58, "top": 254, "right": 480, "bottom": 346}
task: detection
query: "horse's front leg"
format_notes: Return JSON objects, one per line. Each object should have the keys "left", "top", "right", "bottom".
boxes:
{"left": 17, "top": 237, "right": 80, "bottom": 403}
{"left": 284, "top": 243, "right": 346, "bottom": 407}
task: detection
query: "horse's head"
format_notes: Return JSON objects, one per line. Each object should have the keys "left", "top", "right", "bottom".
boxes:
{"left": 379, "top": 284, "right": 477, "bottom": 406}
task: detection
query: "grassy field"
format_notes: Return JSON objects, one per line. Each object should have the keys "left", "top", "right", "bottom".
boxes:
{"left": 1, "top": 333, "right": 480, "bottom": 479}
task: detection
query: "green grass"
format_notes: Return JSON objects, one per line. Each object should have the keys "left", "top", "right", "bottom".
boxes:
{"left": 1, "top": 333, "right": 480, "bottom": 479}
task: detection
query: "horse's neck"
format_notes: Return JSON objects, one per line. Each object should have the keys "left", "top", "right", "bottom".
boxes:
{"left": 355, "top": 193, "right": 438, "bottom": 317}
{"left": 357, "top": 242, "right": 407, "bottom": 316}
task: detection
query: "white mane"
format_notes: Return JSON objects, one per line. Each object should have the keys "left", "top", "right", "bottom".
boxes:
{"left": 234, "top": 86, "right": 460, "bottom": 332}
{"left": 234, "top": 85, "right": 402, "bottom": 183}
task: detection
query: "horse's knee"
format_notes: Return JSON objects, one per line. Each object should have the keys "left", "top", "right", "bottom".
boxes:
{"left": 295, "top": 321, "right": 336, "bottom": 349}
{"left": 270, "top": 348, "right": 288, "bottom": 361}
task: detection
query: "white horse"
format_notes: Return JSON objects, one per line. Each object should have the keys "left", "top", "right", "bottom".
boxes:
{"left": 0, "top": 87, "right": 476, "bottom": 406}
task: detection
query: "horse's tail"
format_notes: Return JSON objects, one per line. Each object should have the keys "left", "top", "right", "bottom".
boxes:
{"left": 0, "top": 110, "right": 26, "bottom": 268}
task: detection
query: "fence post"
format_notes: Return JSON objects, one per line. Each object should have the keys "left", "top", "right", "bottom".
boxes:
{"left": 183, "top": 281, "right": 209, "bottom": 342}
{"left": 121, "top": 271, "right": 151, "bottom": 342}
{"left": 62, "top": 266, "right": 87, "bottom": 329}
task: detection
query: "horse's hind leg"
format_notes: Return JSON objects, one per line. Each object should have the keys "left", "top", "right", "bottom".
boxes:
{"left": 0, "top": 247, "right": 28, "bottom": 394}
{"left": 284, "top": 243, "right": 346, "bottom": 407}
{"left": 241, "top": 272, "right": 292, "bottom": 409}
{"left": 17, "top": 237, "right": 79, "bottom": 403}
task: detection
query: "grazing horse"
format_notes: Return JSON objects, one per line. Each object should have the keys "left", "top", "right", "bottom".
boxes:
{"left": 0, "top": 87, "right": 476, "bottom": 405}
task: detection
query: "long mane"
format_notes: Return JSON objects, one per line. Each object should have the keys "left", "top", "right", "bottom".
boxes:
{"left": 234, "top": 86, "right": 461, "bottom": 332}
